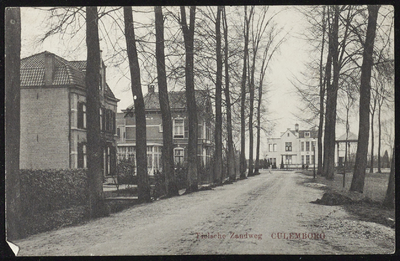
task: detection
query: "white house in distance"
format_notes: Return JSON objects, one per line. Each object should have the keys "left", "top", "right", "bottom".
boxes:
{"left": 266, "top": 124, "right": 318, "bottom": 169}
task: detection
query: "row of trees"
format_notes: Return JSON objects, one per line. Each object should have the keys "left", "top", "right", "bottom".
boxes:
{"left": 6, "top": 6, "right": 286, "bottom": 239}
{"left": 112, "top": 6, "right": 285, "bottom": 198}
{"left": 294, "top": 5, "right": 394, "bottom": 207}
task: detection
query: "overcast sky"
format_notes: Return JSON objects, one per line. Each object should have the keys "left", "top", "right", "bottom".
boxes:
{"left": 20, "top": 6, "right": 394, "bottom": 156}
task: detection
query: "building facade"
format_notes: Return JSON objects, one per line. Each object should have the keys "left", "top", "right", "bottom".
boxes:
{"left": 266, "top": 124, "right": 318, "bottom": 169}
{"left": 20, "top": 51, "right": 119, "bottom": 179}
{"left": 116, "top": 85, "right": 214, "bottom": 175}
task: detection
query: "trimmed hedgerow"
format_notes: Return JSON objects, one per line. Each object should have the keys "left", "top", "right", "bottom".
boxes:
{"left": 19, "top": 169, "right": 89, "bottom": 217}
{"left": 18, "top": 169, "right": 90, "bottom": 238}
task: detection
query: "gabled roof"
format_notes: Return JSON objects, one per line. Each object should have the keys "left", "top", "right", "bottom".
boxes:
{"left": 298, "top": 129, "right": 318, "bottom": 138}
{"left": 280, "top": 129, "right": 296, "bottom": 137}
{"left": 20, "top": 51, "right": 118, "bottom": 101}
{"left": 336, "top": 131, "right": 358, "bottom": 142}
{"left": 125, "top": 89, "right": 211, "bottom": 112}
{"left": 21, "top": 51, "right": 86, "bottom": 87}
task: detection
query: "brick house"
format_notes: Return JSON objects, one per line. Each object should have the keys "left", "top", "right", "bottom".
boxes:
{"left": 116, "top": 85, "right": 214, "bottom": 175}
{"left": 266, "top": 124, "right": 318, "bottom": 169}
{"left": 20, "top": 51, "right": 119, "bottom": 179}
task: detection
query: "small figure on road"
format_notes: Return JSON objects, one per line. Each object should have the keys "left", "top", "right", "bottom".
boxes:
{"left": 269, "top": 164, "right": 272, "bottom": 174}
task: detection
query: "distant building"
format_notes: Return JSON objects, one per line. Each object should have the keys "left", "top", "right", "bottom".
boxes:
{"left": 266, "top": 124, "right": 318, "bottom": 169}
{"left": 116, "top": 85, "right": 214, "bottom": 175}
{"left": 20, "top": 51, "right": 119, "bottom": 179}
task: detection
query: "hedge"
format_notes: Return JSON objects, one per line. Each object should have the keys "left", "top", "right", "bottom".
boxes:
{"left": 19, "top": 169, "right": 89, "bottom": 219}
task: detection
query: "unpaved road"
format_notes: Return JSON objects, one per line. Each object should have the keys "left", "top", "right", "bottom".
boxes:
{"left": 14, "top": 170, "right": 394, "bottom": 255}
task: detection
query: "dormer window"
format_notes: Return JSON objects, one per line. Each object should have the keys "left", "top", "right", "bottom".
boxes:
{"left": 287, "top": 133, "right": 290, "bottom": 137}
{"left": 305, "top": 132, "right": 310, "bottom": 137}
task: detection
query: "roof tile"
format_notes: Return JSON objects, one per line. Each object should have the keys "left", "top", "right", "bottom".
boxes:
{"left": 20, "top": 51, "right": 117, "bottom": 100}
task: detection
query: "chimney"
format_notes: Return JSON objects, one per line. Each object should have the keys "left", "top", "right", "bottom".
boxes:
{"left": 295, "top": 123, "right": 299, "bottom": 133}
{"left": 44, "top": 52, "right": 54, "bottom": 86}
{"left": 148, "top": 84, "right": 155, "bottom": 93}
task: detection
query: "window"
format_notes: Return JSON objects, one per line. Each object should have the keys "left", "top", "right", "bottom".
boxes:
{"left": 305, "top": 132, "right": 310, "bottom": 137}
{"left": 306, "top": 155, "right": 310, "bottom": 165}
{"left": 102, "top": 108, "right": 106, "bottom": 131}
{"left": 269, "top": 144, "right": 273, "bottom": 152}
{"left": 77, "top": 102, "right": 86, "bottom": 129}
{"left": 306, "top": 141, "right": 310, "bottom": 151}
{"left": 152, "top": 146, "right": 162, "bottom": 171}
{"left": 117, "top": 127, "right": 120, "bottom": 138}
{"left": 100, "top": 108, "right": 103, "bottom": 131}
{"left": 147, "top": 146, "right": 153, "bottom": 169}
{"left": 107, "top": 147, "right": 111, "bottom": 175}
{"left": 174, "top": 148, "right": 184, "bottom": 165}
{"left": 287, "top": 133, "right": 290, "bottom": 137}
{"left": 105, "top": 109, "right": 110, "bottom": 131}
{"left": 206, "top": 125, "right": 211, "bottom": 141}
{"left": 301, "top": 142, "right": 304, "bottom": 151}
{"left": 301, "top": 155, "right": 304, "bottom": 165}
{"left": 311, "top": 141, "right": 316, "bottom": 150}
{"left": 286, "top": 155, "right": 292, "bottom": 164}
{"left": 78, "top": 142, "right": 87, "bottom": 168}
{"left": 285, "top": 142, "right": 292, "bottom": 151}
{"left": 174, "top": 119, "right": 184, "bottom": 138}
{"left": 159, "top": 124, "right": 163, "bottom": 132}
{"left": 273, "top": 144, "right": 277, "bottom": 152}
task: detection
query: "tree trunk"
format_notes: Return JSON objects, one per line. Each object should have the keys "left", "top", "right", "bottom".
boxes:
{"left": 155, "top": 6, "right": 179, "bottom": 197}
{"left": 86, "top": 7, "right": 108, "bottom": 217}
{"left": 5, "top": 7, "right": 21, "bottom": 240}
{"left": 369, "top": 99, "right": 376, "bottom": 173}
{"left": 180, "top": 6, "right": 198, "bottom": 192}
{"left": 321, "top": 9, "right": 333, "bottom": 177}
{"left": 214, "top": 6, "right": 223, "bottom": 185}
{"left": 317, "top": 6, "right": 326, "bottom": 175}
{"left": 240, "top": 6, "right": 250, "bottom": 179}
{"left": 223, "top": 7, "right": 236, "bottom": 182}
{"left": 254, "top": 84, "right": 262, "bottom": 175}
{"left": 124, "top": 7, "right": 151, "bottom": 202}
{"left": 377, "top": 101, "right": 382, "bottom": 173}
{"left": 383, "top": 146, "right": 394, "bottom": 208}
{"left": 248, "top": 45, "right": 256, "bottom": 177}
{"left": 324, "top": 6, "right": 339, "bottom": 180}
{"left": 350, "top": 5, "right": 380, "bottom": 193}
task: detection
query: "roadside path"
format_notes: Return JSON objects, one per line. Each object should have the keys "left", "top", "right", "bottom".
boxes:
{"left": 14, "top": 170, "right": 394, "bottom": 255}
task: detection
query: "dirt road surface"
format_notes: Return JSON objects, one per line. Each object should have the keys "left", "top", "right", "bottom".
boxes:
{"left": 14, "top": 170, "right": 394, "bottom": 255}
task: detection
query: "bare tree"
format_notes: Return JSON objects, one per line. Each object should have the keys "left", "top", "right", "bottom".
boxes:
{"left": 350, "top": 5, "right": 380, "bottom": 193}
{"left": 5, "top": 7, "right": 21, "bottom": 240}
{"left": 240, "top": 6, "right": 253, "bottom": 179}
{"left": 155, "top": 6, "right": 179, "bottom": 197}
{"left": 317, "top": 6, "right": 327, "bottom": 175}
{"left": 86, "top": 7, "right": 109, "bottom": 217}
{"left": 254, "top": 25, "right": 285, "bottom": 174}
{"left": 323, "top": 5, "right": 339, "bottom": 180}
{"left": 369, "top": 90, "right": 377, "bottom": 173}
{"left": 124, "top": 6, "right": 151, "bottom": 201}
{"left": 222, "top": 6, "right": 236, "bottom": 182}
{"left": 214, "top": 6, "right": 223, "bottom": 185}
{"left": 180, "top": 6, "right": 199, "bottom": 192}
